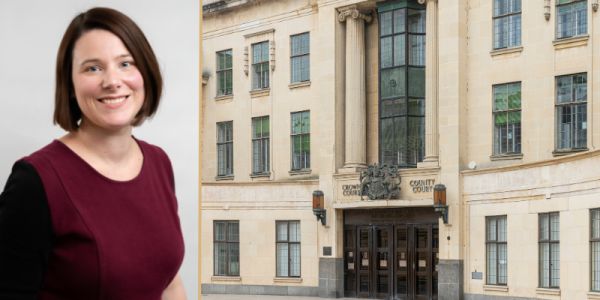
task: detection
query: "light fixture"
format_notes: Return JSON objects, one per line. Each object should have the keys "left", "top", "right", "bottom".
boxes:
{"left": 433, "top": 184, "right": 448, "bottom": 224}
{"left": 312, "top": 190, "right": 326, "bottom": 226}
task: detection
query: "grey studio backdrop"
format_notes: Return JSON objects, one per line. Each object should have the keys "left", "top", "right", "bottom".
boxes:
{"left": 0, "top": 1, "right": 199, "bottom": 298}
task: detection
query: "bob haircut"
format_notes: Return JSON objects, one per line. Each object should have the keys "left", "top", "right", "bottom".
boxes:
{"left": 54, "top": 7, "right": 162, "bottom": 131}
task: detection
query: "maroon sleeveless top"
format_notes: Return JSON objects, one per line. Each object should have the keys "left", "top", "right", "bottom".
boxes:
{"left": 24, "top": 139, "right": 184, "bottom": 300}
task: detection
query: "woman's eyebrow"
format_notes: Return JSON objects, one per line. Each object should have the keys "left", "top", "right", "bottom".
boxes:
{"left": 79, "top": 54, "right": 132, "bottom": 66}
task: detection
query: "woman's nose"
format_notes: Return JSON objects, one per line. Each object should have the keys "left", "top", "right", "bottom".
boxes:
{"left": 101, "top": 67, "right": 122, "bottom": 89}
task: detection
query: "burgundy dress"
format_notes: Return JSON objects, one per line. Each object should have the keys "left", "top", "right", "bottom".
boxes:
{"left": 21, "top": 139, "right": 184, "bottom": 299}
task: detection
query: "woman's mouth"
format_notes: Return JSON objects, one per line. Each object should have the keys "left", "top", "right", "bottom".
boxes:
{"left": 99, "top": 95, "right": 129, "bottom": 104}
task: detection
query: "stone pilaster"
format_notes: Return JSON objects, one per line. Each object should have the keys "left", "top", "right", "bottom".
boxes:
{"left": 419, "top": 0, "right": 440, "bottom": 166}
{"left": 338, "top": 7, "right": 371, "bottom": 171}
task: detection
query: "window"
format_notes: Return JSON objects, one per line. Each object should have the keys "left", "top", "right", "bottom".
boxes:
{"left": 252, "top": 116, "right": 270, "bottom": 174}
{"left": 539, "top": 212, "right": 560, "bottom": 288}
{"left": 276, "top": 221, "right": 301, "bottom": 277}
{"left": 290, "top": 32, "right": 310, "bottom": 83}
{"left": 378, "top": 1, "right": 426, "bottom": 168}
{"left": 486, "top": 216, "right": 507, "bottom": 285}
{"left": 592, "top": 209, "right": 600, "bottom": 291}
{"left": 216, "top": 49, "right": 232, "bottom": 96}
{"left": 217, "top": 121, "right": 233, "bottom": 176}
{"left": 214, "top": 221, "right": 239, "bottom": 276}
{"left": 252, "top": 41, "right": 269, "bottom": 90}
{"left": 493, "top": 0, "right": 521, "bottom": 49}
{"left": 493, "top": 82, "right": 521, "bottom": 155}
{"left": 556, "top": 0, "right": 587, "bottom": 39}
{"left": 291, "top": 111, "right": 310, "bottom": 170}
{"left": 556, "top": 73, "right": 587, "bottom": 151}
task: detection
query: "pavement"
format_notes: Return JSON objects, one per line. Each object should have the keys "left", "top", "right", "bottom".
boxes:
{"left": 201, "top": 295, "right": 357, "bottom": 300}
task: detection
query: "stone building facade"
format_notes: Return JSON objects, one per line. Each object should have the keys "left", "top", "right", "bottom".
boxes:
{"left": 201, "top": 0, "right": 600, "bottom": 299}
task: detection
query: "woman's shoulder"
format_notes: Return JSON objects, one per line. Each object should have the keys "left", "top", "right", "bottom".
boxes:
{"left": 22, "top": 140, "right": 68, "bottom": 166}
{"left": 135, "top": 138, "right": 171, "bottom": 162}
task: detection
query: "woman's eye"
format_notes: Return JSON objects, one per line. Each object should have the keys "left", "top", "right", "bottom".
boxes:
{"left": 86, "top": 65, "right": 101, "bottom": 72}
{"left": 121, "top": 61, "right": 134, "bottom": 68}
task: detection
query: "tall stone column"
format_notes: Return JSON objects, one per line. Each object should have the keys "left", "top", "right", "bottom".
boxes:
{"left": 420, "top": 0, "right": 439, "bottom": 165}
{"left": 338, "top": 7, "right": 371, "bottom": 171}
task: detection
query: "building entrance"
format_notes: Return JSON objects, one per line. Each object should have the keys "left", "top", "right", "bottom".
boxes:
{"left": 343, "top": 208, "right": 439, "bottom": 300}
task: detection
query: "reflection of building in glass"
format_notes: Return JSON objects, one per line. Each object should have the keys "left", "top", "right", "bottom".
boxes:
{"left": 202, "top": 0, "right": 600, "bottom": 298}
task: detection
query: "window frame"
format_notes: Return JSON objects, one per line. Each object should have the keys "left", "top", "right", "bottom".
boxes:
{"left": 492, "top": 82, "right": 522, "bottom": 156}
{"left": 213, "top": 220, "right": 240, "bottom": 276}
{"left": 591, "top": 208, "right": 600, "bottom": 291}
{"left": 556, "top": 0, "right": 588, "bottom": 40}
{"left": 538, "top": 212, "right": 560, "bottom": 289}
{"left": 555, "top": 73, "right": 587, "bottom": 152}
{"left": 252, "top": 41, "right": 270, "bottom": 90}
{"left": 251, "top": 116, "right": 270, "bottom": 175}
{"left": 290, "top": 110, "right": 310, "bottom": 171}
{"left": 216, "top": 49, "right": 233, "bottom": 96}
{"left": 217, "top": 121, "right": 233, "bottom": 177}
{"left": 492, "top": 0, "right": 522, "bottom": 50}
{"left": 290, "top": 32, "right": 310, "bottom": 83}
{"left": 276, "top": 220, "right": 301, "bottom": 278}
{"left": 486, "top": 215, "right": 508, "bottom": 286}
{"left": 377, "top": 3, "right": 426, "bottom": 168}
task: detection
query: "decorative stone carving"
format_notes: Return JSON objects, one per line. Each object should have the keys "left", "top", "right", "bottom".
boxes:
{"left": 359, "top": 164, "right": 400, "bottom": 200}
{"left": 243, "top": 46, "right": 249, "bottom": 76}
{"left": 417, "top": 0, "right": 437, "bottom": 4}
{"left": 338, "top": 7, "right": 372, "bottom": 23}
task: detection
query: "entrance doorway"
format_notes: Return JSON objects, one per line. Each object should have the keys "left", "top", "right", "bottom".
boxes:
{"left": 344, "top": 208, "right": 439, "bottom": 300}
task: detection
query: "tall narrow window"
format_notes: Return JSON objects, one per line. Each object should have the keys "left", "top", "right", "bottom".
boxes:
{"left": 276, "top": 221, "right": 301, "bottom": 277}
{"left": 539, "top": 212, "right": 560, "bottom": 288}
{"left": 216, "top": 49, "right": 232, "bottom": 96}
{"left": 493, "top": 82, "right": 521, "bottom": 155}
{"left": 290, "top": 32, "right": 310, "bottom": 83}
{"left": 486, "top": 216, "right": 507, "bottom": 285}
{"left": 556, "top": 0, "right": 587, "bottom": 39}
{"left": 214, "top": 221, "right": 239, "bottom": 276}
{"left": 252, "top": 116, "right": 270, "bottom": 174}
{"left": 591, "top": 209, "right": 600, "bottom": 291}
{"left": 493, "top": 0, "right": 521, "bottom": 49}
{"left": 291, "top": 111, "right": 310, "bottom": 170}
{"left": 217, "top": 121, "right": 233, "bottom": 176}
{"left": 378, "top": 1, "right": 425, "bottom": 168}
{"left": 556, "top": 73, "right": 587, "bottom": 151}
{"left": 252, "top": 41, "right": 269, "bottom": 90}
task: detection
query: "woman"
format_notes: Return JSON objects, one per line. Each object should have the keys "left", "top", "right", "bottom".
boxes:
{"left": 0, "top": 7, "right": 186, "bottom": 299}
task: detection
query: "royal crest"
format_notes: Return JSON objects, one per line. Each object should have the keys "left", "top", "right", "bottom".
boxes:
{"left": 360, "top": 164, "right": 400, "bottom": 200}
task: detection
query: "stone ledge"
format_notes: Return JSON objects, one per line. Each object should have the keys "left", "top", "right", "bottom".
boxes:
{"left": 289, "top": 81, "right": 311, "bottom": 89}
{"left": 214, "top": 94, "right": 233, "bottom": 102}
{"left": 215, "top": 175, "right": 234, "bottom": 181}
{"left": 589, "top": 291, "right": 600, "bottom": 299}
{"left": 536, "top": 287, "right": 560, "bottom": 296}
{"left": 289, "top": 169, "right": 312, "bottom": 176}
{"left": 200, "top": 283, "right": 319, "bottom": 297}
{"left": 483, "top": 284, "right": 509, "bottom": 292}
{"left": 490, "top": 46, "right": 523, "bottom": 57}
{"left": 553, "top": 35, "right": 589, "bottom": 49}
{"left": 552, "top": 148, "right": 588, "bottom": 157}
{"left": 490, "top": 153, "right": 523, "bottom": 161}
{"left": 273, "top": 277, "right": 303, "bottom": 283}
{"left": 250, "top": 88, "right": 270, "bottom": 98}
{"left": 211, "top": 276, "right": 241, "bottom": 282}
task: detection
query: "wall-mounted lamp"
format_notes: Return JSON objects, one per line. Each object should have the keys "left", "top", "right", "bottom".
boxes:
{"left": 433, "top": 184, "right": 448, "bottom": 224}
{"left": 312, "top": 190, "right": 326, "bottom": 226}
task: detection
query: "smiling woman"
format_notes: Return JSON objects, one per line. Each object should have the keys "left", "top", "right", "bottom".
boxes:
{"left": 0, "top": 7, "right": 186, "bottom": 300}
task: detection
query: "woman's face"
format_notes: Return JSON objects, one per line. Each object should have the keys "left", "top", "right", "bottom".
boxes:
{"left": 71, "top": 29, "right": 144, "bottom": 132}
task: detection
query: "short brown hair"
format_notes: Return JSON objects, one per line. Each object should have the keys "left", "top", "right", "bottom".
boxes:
{"left": 54, "top": 7, "right": 162, "bottom": 131}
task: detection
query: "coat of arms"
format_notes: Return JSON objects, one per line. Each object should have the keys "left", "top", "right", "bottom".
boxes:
{"left": 360, "top": 164, "right": 400, "bottom": 200}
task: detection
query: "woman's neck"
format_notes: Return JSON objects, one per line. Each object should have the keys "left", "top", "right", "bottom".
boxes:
{"left": 61, "top": 122, "right": 136, "bottom": 164}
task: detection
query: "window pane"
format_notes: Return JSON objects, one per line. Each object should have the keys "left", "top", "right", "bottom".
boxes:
{"left": 290, "top": 243, "right": 301, "bottom": 276}
{"left": 230, "top": 243, "right": 240, "bottom": 276}
{"left": 593, "top": 241, "right": 600, "bottom": 291}
{"left": 381, "top": 37, "right": 393, "bottom": 68}
{"left": 487, "top": 218, "right": 497, "bottom": 241}
{"left": 381, "top": 98, "right": 406, "bottom": 118}
{"left": 550, "top": 243, "right": 560, "bottom": 286}
{"left": 507, "top": 83, "right": 521, "bottom": 109}
{"left": 498, "top": 217, "right": 507, "bottom": 242}
{"left": 407, "top": 9, "right": 425, "bottom": 33}
{"left": 214, "top": 242, "right": 227, "bottom": 275}
{"left": 277, "top": 243, "right": 289, "bottom": 277}
{"left": 487, "top": 243, "right": 497, "bottom": 284}
{"left": 540, "top": 214, "right": 549, "bottom": 240}
{"left": 408, "top": 67, "right": 425, "bottom": 97}
{"left": 498, "top": 243, "right": 507, "bottom": 284}
{"left": 550, "top": 213, "right": 560, "bottom": 241}
{"left": 381, "top": 11, "right": 392, "bottom": 36}
{"left": 408, "top": 35, "right": 425, "bottom": 66}
{"left": 289, "top": 221, "right": 301, "bottom": 242}
{"left": 394, "top": 35, "right": 406, "bottom": 66}
{"left": 593, "top": 209, "right": 600, "bottom": 238}
{"left": 215, "top": 222, "right": 226, "bottom": 241}
{"left": 393, "top": 9, "right": 405, "bottom": 34}
{"left": 381, "top": 67, "right": 406, "bottom": 99}
{"left": 381, "top": 117, "right": 405, "bottom": 166}
{"left": 277, "top": 222, "right": 288, "bottom": 241}
{"left": 574, "top": 73, "right": 587, "bottom": 102}
{"left": 494, "top": 85, "right": 508, "bottom": 111}
{"left": 540, "top": 243, "right": 550, "bottom": 287}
